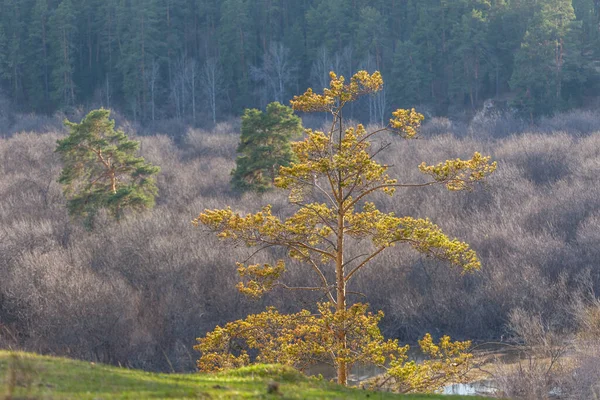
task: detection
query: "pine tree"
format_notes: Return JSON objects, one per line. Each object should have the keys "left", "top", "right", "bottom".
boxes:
{"left": 196, "top": 71, "right": 496, "bottom": 387}
{"left": 356, "top": 6, "right": 385, "bottom": 68}
{"left": 449, "top": 1, "right": 492, "bottom": 109}
{"left": 219, "top": 0, "right": 253, "bottom": 110}
{"left": 510, "top": 0, "right": 579, "bottom": 117}
{"left": 49, "top": 0, "right": 77, "bottom": 106}
{"left": 0, "top": 25, "right": 7, "bottom": 90}
{"left": 55, "top": 109, "right": 160, "bottom": 226}
{"left": 409, "top": 0, "right": 444, "bottom": 107}
{"left": 390, "top": 40, "right": 423, "bottom": 108}
{"left": 26, "top": 0, "right": 51, "bottom": 111}
{"left": 76, "top": 0, "right": 104, "bottom": 103}
{"left": 0, "top": 0, "right": 597, "bottom": 118}
{"left": 0, "top": 0, "right": 27, "bottom": 104}
{"left": 97, "top": 0, "right": 120, "bottom": 109}
{"left": 118, "top": 0, "right": 162, "bottom": 120}
{"left": 231, "top": 102, "right": 302, "bottom": 193}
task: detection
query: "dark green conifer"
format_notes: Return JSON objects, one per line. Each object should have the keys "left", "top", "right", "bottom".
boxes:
{"left": 55, "top": 108, "right": 160, "bottom": 226}
{"left": 231, "top": 102, "right": 302, "bottom": 193}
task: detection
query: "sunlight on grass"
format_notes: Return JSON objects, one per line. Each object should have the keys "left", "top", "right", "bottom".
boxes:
{"left": 0, "top": 351, "right": 488, "bottom": 399}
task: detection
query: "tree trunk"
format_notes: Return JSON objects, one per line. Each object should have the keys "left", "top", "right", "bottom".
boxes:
{"left": 110, "top": 169, "right": 117, "bottom": 194}
{"left": 141, "top": 14, "right": 146, "bottom": 120}
{"left": 335, "top": 112, "right": 348, "bottom": 386}
{"left": 336, "top": 208, "right": 347, "bottom": 386}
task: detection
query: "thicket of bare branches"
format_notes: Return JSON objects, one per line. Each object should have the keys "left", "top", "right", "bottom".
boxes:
{"left": 2, "top": 111, "right": 600, "bottom": 372}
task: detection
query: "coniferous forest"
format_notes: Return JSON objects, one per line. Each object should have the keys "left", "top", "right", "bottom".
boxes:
{"left": 1, "top": 0, "right": 599, "bottom": 122}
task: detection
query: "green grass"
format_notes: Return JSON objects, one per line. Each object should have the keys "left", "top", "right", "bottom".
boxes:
{"left": 0, "top": 351, "right": 488, "bottom": 399}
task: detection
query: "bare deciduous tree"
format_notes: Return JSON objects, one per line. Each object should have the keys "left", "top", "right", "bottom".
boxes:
{"left": 146, "top": 60, "right": 160, "bottom": 121}
{"left": 170, "top": 55, "right": 189, "bottom": 120}
{"left": 201, "top": 58, "right": 224, "bottom": 125}
{"left": 185, "top": 58, "right": 198, "bottom": 123}
{"left": 250, "top": 42, "right": 297, "bottom": 105}
{"left": 360, "top": 53, "right": 387, "bottom": 125}
{"left": 310, "top": 46, "right": 331, "bottom": 93}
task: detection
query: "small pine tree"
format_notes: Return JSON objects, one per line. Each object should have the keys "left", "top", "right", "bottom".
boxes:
{"left": 56, "top": 108, "right": 160, "bottom": 226}
{"left": 196, "top": 71, "right": 496, "bottom": 388}
{"left": 231, "top": 102, "right": 303, "bottom": 193}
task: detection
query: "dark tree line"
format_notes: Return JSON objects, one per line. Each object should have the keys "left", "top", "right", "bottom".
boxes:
{"left": 0, "top": 0, "right": 599, "bottom": 121}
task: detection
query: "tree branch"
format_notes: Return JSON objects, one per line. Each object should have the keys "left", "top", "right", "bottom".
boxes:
{"left": 345, "top": 180, "right": 441, "bottom": 211}
{"left": 345, "top": 246, "right": 386, "bottom": 282}
{"left": 284, "top": 244, "right": 335, "bottom": 304}
{"left": 242, "top": 244, "right": 277, "bottom": 264}
{"left": 274, "top": 283, "right": 333, "bottom": 292}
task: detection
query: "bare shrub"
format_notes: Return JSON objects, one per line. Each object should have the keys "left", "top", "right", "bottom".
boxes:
{"left": 495, "top": 132, "right": 575, "bottom": 185}
{"left": 4, "top": 113, "right": 65, "bottom": 136}
{"left": 2, "top": 118, "right": 600, "bottom": 374}
{"left": 184, "top": 127, "right": 239, "bottom": 160}
{"left": 491, "top": 309, "right": 570, "bottom": 400}
{"left": 468, "top": 111, "right": 529, "bottom": 138}
{"left": 540, "top": 109, "right": 600, "bottom": 136}
{"left": 7, "top": 249, "right": 140, "bottom": 363}
{"left": 142, "top": 117, "right": 187, "bottom": 140}
{"left": 299, "top": 113, "right": 328, "bottom": 130}
{"left": 420, "top": 117, "right": 460, "bottom": 136}
{"left": 555, "top": 299, "right": 600, "bottom": 399}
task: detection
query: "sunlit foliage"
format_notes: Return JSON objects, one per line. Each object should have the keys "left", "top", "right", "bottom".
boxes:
{"left": 195, "top": 71, "right": 495, "bottom": 389}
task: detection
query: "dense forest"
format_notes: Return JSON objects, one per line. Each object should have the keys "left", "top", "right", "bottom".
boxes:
{"left": 1, "top": 0, "right": 599, "bottom": 122}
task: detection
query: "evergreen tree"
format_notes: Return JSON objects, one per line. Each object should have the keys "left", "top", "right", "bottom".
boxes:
{"left": 390, "top": 40, "right": 423, "bottom": 108}
{"left": 0, "top": 0, "right": 27, "bottom": 103}
{"left": 510, "top": 0, "right": 579, "bottom": 116}
{"left": 55, "top": 109, "right": 160, "bottom": 226}
{"left": 76, "top": 0, "right": 104, "bottom": 103}
{"left": 219, "top": 0, "right": 253, "bottom": 110}
{"left": 486, "top": 0, "right": 522, "bottom": 97}
{"left": 196, "top": 71, "right": 496, "bottom": 387}
{"left": 97, "top": 0, "right": 120, "bottom": 109}
{"left": 410, "top": 0, "right": 444, "bottom": 108}
{"left": 306, "top": 0, "right": 356, "bottom": 54}
{"left": 49, "top": 0, "right": 77, "bottom": 106}
{"left": 26, "top": 0, "right": 51, "bottom": 111}
{"left": 117, "top": 0, "right": 162, "bottom": 120}
{"left": 231, "top": 102, "right": 302, "bottom": 193}
{"left": 449, "top": 1, "right": 492, "bottom": 109}
{"left": 0, "top": 25, "right": 7, "bottom": 91}
{"left": 356, "top": 6, "right": 385, "bottom": 68}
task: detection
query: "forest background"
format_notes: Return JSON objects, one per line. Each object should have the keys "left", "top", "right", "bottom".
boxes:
{"left": 1, "top": 0, "right": 600, "bottom": 125}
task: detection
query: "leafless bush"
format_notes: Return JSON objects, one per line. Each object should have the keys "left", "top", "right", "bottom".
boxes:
{"left": 184, "top": 127, "right": 239, "bottom": 160}
{"left": 142, "top": 117, "right": 187, "bottom": 140}
{"left": 3, "top": 113, "right": 66, "bottom": 137}
{"left": 468, "top": 110, "right": 529, "bottom": 138}
{"left": 562, "top": 300, "right": 600, "bottom": 399}
{"left": 491, "top": 309, "right": 570, "bottom": 400}
{"left": 496, "top": 133, "right": 576, "bottom": 185}
{"left": 539, "top": 110, "right": 600, "bottom": 136}
{"left": 2, "top": 113, "right": 600, "bottom": 372}
{"left": 420, "top": 117, "right": 458, "bottom": 136}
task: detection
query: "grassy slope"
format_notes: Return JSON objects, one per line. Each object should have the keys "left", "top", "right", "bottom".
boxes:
{"left": 0, "top": 351, "right": 490, "bottom": 400}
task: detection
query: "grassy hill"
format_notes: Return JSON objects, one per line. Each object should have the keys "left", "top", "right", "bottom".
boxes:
{"left": 0, "top": 351, "right": 490, "bottom": 399}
